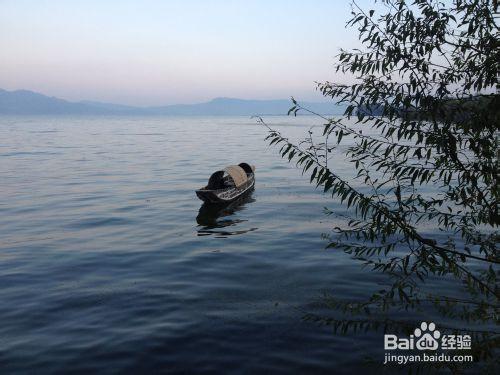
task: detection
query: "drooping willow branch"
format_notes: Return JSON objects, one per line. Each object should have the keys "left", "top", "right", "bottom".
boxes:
{"left": 260, "top": 116, "right": 498, "bottom": 304}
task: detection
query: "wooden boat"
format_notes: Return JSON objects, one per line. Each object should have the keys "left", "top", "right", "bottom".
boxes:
{"left": 196, "top": 163, "right": 255, "bottom": 203}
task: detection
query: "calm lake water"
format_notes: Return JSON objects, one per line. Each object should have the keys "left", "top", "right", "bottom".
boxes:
{"left": 0, "top": 116, "right": 493, "bottom": 373}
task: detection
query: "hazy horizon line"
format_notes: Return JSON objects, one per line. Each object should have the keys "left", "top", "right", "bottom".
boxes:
{"left": 0, "top": 87, "right": 333, "bottom": 108}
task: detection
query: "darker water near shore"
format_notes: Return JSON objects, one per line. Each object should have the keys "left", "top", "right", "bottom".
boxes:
{"left": 0, "top": 116, "right": 494, "bottom": 373}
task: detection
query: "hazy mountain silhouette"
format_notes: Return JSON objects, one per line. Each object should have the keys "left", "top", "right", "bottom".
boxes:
{"left": 0, "top": 89, "right": 110, "bottom": 115}
{"left": 0, "top": 89, "right": 345, "bottom": 115}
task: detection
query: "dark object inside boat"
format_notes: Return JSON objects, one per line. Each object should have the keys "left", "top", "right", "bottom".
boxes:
{"left": 196, "top": 162, "right": 255, "bottom": 203}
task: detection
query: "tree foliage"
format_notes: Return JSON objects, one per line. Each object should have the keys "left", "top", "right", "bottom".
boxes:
{"left": 262, "top": 0, "right": 499, "bottom": 323}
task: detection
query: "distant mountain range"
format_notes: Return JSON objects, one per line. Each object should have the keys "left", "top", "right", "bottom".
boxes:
{"left": 0, "top": 88, "right": 345, "bottom": 116}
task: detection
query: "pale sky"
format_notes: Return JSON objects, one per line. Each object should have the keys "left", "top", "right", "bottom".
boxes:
{"left": 0, "top": 0, "right": 368, "bottom": 106}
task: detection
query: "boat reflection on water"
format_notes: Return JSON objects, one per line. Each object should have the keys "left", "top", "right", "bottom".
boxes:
{"left": 196, "top": 191, "right": 257, "bottom": 237}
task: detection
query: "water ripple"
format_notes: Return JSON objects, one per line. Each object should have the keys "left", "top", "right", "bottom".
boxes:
{"left": 0, "top": 115, "right": 488, "bottom": 374}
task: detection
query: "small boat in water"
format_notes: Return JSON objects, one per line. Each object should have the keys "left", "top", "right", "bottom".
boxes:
{"left": 196, "top": 163, "right": 255, "bottom": 203}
